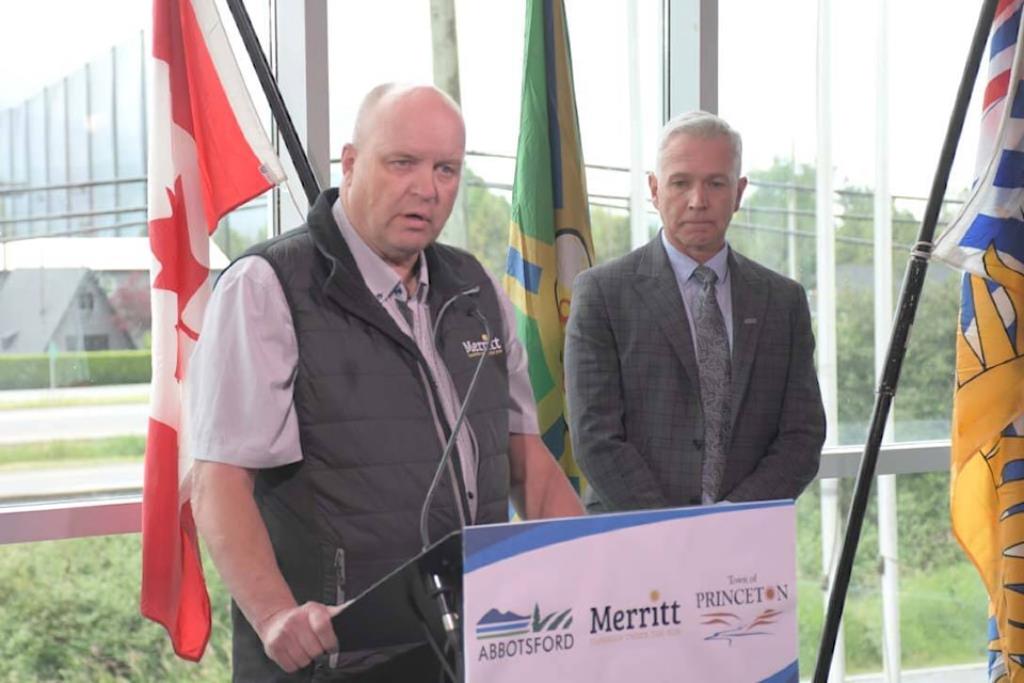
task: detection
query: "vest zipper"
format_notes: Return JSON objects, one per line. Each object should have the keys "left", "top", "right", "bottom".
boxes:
{"left": 327, "top": 548, "right": 346, "bottom": 669}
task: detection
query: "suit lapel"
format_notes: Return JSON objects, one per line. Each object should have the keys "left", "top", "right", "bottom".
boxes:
{"left": 632, "top": 236, "right": 701, "bottom": 388}
{"left": 728, "top": 250, "right": 769, "bottom": 431}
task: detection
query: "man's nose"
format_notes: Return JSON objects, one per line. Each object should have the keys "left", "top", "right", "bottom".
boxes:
{"left": 410, "top": 166, "right": 438, "bottom": 201}
{"left": 687, "top": 185, "right": 708, "bottom": 209}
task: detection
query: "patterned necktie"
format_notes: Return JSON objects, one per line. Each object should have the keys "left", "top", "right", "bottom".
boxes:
{"left": 692, "top": 265, "right": 731, "bottom": 504}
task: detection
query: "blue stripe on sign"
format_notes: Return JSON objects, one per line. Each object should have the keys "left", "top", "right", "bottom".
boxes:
{"left": 995, "top": 149, "right": 1024, "bottom": 187}
{"left": 993, "top": 9, "right": 1022, "bottom": 58}
{"left": 463, "top": 500, "right": 793, "bottom": 573}
{"left": 758, "top": 660, "right": 799, "bottom": 683}
{"left": 959, "top": 214, "right": 1024, "bottom": 264}
{"left": 505, "top": 247, "right": 543, "bottom": 294}
{"left": 1005, "top": 460, "right": 1024, "bottom": 484}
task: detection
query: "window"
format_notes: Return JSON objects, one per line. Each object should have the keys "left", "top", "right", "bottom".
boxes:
{"left": 83, "top": 334, "right": 108, "bottom": 351}
{"left": 721, "top": 0, "right": 988, "bottom": 676}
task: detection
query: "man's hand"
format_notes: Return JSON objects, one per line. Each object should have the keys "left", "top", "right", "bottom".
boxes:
{"left": 509, "top": 433, "right": 584, "bottom": 519}
{"left": 255, "top": 601, "right": 339, "bottom": 673}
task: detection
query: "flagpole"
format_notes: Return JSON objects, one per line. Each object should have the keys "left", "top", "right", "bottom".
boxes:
{"left": 811, "top": 0, "right": 998, "bottom": 679}
{"left": 224, "top": 0, "right": 321, "bottom": 205}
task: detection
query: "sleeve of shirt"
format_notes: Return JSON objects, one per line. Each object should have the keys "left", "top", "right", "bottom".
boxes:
{"left": 184, "top": 256, "right": 302, "bottom": 469}
{"left": 485, "top": 272, "right": 539, "bottom": 435}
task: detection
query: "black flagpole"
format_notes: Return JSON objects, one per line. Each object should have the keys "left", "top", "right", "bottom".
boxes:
{"left": 224, "top": 0, "right": 321, "bottom": 205}
{"left": 812, "top": 0, "right": 998, "bottom": 680}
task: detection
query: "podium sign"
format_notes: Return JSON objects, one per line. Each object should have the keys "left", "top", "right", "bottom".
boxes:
{"left": 462, "top": 500, "right": 798, "bottom": 683}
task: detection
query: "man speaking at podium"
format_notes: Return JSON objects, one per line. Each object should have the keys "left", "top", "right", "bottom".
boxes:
{"left": 565, "top": 111, "right": 825, "bottom": 514}
{"left": 187, "top": 83, "right": 582, "bottom": 681}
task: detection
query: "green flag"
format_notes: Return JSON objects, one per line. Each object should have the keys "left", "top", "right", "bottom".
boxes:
{"left": 504, "top": 0, "right": 595, "bottom": 492}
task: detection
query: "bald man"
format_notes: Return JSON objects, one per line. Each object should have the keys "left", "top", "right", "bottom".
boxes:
{"left": 188, "top": 84, "right": 582, "bottom": 681}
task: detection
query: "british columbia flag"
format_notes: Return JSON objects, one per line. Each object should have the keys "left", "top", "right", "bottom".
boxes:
{"left": 934, "top": 1, "right": 1024, "bottom": 680}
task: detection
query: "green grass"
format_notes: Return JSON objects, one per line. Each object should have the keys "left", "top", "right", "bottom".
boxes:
{"left": 0, "top": 436, "right": 146, "bottom": 469}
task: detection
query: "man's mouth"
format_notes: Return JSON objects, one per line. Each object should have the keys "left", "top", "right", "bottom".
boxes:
{"left": 402, "top": 212, "right": 432, "bottom": 227}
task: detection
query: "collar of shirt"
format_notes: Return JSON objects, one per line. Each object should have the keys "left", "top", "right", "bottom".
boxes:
{"left": 659, "top": 229, "right": 730, "bottom": 290}
{"left": 331, "top": 197, "right": 430, "bottom": 304}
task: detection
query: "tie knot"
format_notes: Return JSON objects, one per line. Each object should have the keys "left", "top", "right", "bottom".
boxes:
{"left": 693, "top": 265, "right": 718, "bottom": 287}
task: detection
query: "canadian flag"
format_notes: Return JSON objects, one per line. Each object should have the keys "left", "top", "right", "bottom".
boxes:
{"left": 141, "top": 0, "right": 284, "bottom": 661}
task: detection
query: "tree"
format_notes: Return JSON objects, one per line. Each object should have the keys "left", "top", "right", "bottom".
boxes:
{"left": 108, "top": 272, "right": 152, "bottom": 349}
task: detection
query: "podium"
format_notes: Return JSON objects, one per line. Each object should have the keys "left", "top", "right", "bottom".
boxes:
{"left": 333, "top": 499, "right": 798, "bottom": 683}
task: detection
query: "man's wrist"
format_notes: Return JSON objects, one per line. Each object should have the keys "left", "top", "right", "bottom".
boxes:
{"left": 251, "top": 598, "right": 299, "bottom": 640}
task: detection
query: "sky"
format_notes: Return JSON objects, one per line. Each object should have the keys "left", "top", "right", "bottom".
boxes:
{"left": 0, "top": 0, "right": 988, "bottom": 203}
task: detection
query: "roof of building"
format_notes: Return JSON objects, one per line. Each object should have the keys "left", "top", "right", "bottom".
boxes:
{"left": 0, "top": 268, "right": 93, "bottom": 354}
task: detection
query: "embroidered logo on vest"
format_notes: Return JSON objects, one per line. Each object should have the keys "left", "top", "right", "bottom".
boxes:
{"left": 462, "top": 334, "right": 505, "bottom": 359}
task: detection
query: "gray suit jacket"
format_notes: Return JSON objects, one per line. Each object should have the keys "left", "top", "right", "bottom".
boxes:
{"left": 565, "top": 235, "right": 825, "bottom": 512}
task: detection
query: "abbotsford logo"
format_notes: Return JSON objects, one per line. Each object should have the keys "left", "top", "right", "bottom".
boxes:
{"left": 462, "top": 334, "right": 504, "bottom": 359}
{"left": 475, "top": 604, "right": 574, "bottom": 662}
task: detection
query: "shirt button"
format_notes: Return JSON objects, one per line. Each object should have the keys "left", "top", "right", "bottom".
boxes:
{"left": 467, "top": 491, "right": 475, "bottom": 499}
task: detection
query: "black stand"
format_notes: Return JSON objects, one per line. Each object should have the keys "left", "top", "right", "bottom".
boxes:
{"left": 331, "top": 531, "right": 464, "bottom": 679}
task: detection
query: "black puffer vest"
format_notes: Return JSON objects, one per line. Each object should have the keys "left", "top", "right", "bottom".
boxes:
{"left": 229, "top": 189, "right": 511, "bottom": 681}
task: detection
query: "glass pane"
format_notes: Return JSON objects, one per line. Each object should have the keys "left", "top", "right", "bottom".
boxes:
{"left": 90, "top": 50, "right": 117, "bottom": 236}
{"left": 114, "top": 35, "right": 147, "bottom": 238}
{"left": 894, "top": 471, "right": 987, "bottom": 671}
{"left": 27, "top": 94, "right": 47, "bottom": 238}
{"left": 0, "top": 0, "right": 270, "bottom": 505}
{"left": 10, "top": 106, "right": 28, "bottom": 238}
{"left": 720, "top": 0, "right": 981, "bottom": 447}
{"left": 47, "top": 82, "right": 69, "bottom": 235}
{"left": 797, "top": 473, "right": 988, "bottom": 676}
{"left": 327, "top": 1, "right": 661, "bottom": 280}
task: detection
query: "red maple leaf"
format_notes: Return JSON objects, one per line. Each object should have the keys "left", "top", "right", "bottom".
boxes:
{"left": 149, "top": 175, "right": 209, "bottom": 379}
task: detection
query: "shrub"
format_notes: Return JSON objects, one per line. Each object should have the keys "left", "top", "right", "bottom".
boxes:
{"left": 0, "top": 535, "right": 231, "bottom": 682}
{"left": 0, "top": 350, "right": 151, "bottom": 390}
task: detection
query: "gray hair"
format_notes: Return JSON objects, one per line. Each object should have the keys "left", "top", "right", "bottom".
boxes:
{"left": 656, "top": 111, "right": 743, "bottom": 177}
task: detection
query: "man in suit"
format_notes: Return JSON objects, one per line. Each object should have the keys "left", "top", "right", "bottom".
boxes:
{"left": 564, "top": 111, "right": 825, "bottom": 512}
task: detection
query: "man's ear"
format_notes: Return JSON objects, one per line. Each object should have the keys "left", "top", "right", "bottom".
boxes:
{"left": 340, "top": 144, "right": 357, "bottom": 185}
{"left": 734, "top": 176, "right": 748, "bottom": 211}
{"left": 648, "top": 172, "right": 660, "bottom": 210}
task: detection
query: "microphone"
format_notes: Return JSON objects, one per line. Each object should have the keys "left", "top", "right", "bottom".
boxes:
{"left": 419, "top": 286, "right": 491, "bottom": 550}
{"left": 416, "top": 286, "right": 491, "bottom": 675}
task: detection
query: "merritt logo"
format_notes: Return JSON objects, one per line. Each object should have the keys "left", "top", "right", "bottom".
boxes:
{"left": 590, "top": 590, "right": 682, "bottom": 634}
{"left": 462, "top": 334, "right": 504, "bottom": 359}
{"left": 475, "top": 603, "right": 574, "bottom": 662}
